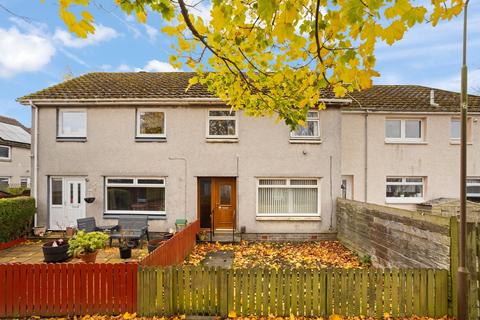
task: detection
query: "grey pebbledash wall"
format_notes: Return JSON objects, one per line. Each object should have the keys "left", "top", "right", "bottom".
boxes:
{"left": 337, "top": 198, "right": 452, "bottom": 269}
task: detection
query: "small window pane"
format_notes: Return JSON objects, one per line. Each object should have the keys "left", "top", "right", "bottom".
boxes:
{"left": 385, "top": 120, "right": 401, "bottom": 138}
{"left": 107, "top": 178, "right": 134, "bottom": 184}
{"left": 52, "top": 179, "right": 62, "bottom": 205}
{"left": 451, "top": 119, "right": 461, "bottom": 139}
{"left": 386, "top": 177, "right": 402, "bottom": 182}
{"left": 405, "top": 120, "right": 421, "bottom": 139}
{"left": 209, "top": 119, "right": 236, "bottom": 136}
{"left": 0, "top": 177, "right": 9, "bottom": 187}
{"left": 139, "top": 111, "right": 165, "bottom": 136}
{"left": 290, "top": 179, "right": 317, "bottom": 185}
{"left": 60, "top": 111, "right": 86, "bottom": 137}
{"left": 220, "top": 185, "right": 231, "bottom": 205}
{"left": 20, "top": 178, "right": 29, "bottom": 188}
{"left": 406, "top": 177, "right": 422, "bottom": 183}
{"left": 259, "top": 179, "right": 287, "bottom": 185}
{"left": 138, "top": 179, "right": 165, "bottom": 185}
{"left": 307, "top": 111, "right": 319, "bottom": 119}
{"left": 209, "top": 110, "right": 235, "bottom": 117}
{"left": 0, "top": 146, "right": 10, "bottom": 159}
{"left": 467, "top": 179, "right": 480, "bottom": 184}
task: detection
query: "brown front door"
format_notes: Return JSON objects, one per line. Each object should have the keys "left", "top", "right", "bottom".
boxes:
{"left": 197, "top": 177, "right": 236, "bottom": 230}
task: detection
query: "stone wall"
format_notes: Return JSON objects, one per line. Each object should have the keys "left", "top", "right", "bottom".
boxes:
{"left": 337, "top": 198, "right": 451, "bottom": 268}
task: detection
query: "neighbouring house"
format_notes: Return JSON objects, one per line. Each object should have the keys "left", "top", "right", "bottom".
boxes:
{"left": 17, "top": 72, "right": 480, "bottom": 237}
{"left": 0, "top": 115, "right": 31, "bottom": 190}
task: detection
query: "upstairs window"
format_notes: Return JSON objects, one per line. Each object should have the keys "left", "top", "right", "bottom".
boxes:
{"left": 385, "top": 119, "right": 424, "bottom": 143}
{"left": 0, "top": 145, "right": 11, "bottom": 160}
{"left": 136, "top": 109, "right": 166, "bottom": 139}
{"left": 291, "top": 111, "right": 320, "bottom": 139}
{"left": 386, "top": 177, "right": 424, "bottom": 203}
{"left": 58, "top": 109, "right": 87, "bottom": 138}
{"left": 207, "top": 109, "right": 237, "bottom": 139}
{"left": 450, "top": 117, "right": 472, "bottom": 143}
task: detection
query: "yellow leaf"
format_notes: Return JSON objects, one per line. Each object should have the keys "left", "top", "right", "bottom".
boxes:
{"left": 329, "top": 314, "right": 343, "bottom": 320}
{"left": 228, "top": 310, "right": 237, "bottom": 318}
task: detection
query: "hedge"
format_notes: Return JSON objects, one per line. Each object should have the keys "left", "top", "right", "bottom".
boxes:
{"left": 0, "top": 196, "right": 35, "bottom": 243}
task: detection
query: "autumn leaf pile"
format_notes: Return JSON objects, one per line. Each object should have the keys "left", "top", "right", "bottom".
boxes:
{"left": 35, "top": 313, "right": 455, "bottom": 320}
{"left": 184, "top": 241, "right": 362, "bottom": 269}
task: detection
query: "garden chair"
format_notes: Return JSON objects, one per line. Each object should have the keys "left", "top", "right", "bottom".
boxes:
{"left": 108, "top": 216, "right": 150, "bottom": 248}
{"left": 77, "top": 217, "right": 119, "bottom": 233}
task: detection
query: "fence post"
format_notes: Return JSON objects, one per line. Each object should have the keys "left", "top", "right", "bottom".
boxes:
{"left": 450, "top": 216, "right": 459, "bottom": 317}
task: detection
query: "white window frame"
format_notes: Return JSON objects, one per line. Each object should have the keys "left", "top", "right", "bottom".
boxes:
{"left": 206, "top": 109, "right": 238, "bottom": 139}
{"left": 136, "top": 108, "right": 166, "bottom": 139}
{"left": 385, "top": 118, "right": 424, "bottom": 143}
{"left": 467, "top": 178, "right": 480, "bottom": 200}
{"left": 0, "top": 145, "right": 11, "bottom": 160}
{"left": 104, "top": 177, "right": 166, "bottom": 215}
{"left": 385, "top": 176, "right": 425, "bottom": 204}
{"left": 57, "top": 108, "right": 87, "bottom": 138}
{"left": 0, "top": 177, "right": 10, "bottom": 186}
{"left": 256, "top": 177, "right": 321, "bottom": 217}
{"left": 290, "top": 111, "right": 321, "bottom": 140}
{"left": 20, "top": 177, "right": 30, "bottom": 188}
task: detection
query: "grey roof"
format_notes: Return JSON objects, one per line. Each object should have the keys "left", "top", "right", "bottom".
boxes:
{"left": 0, "top": 116, "right": 31, "bottom": 145}
{"left": 17, "top": 72, "right": 480, "bottom": 112}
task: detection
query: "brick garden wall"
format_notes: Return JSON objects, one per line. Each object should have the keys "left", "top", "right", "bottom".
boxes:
{"left": 337, "top": 198, "right": 451, "bottom": 268}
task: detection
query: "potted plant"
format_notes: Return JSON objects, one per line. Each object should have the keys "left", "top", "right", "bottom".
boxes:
{"left": 42, "top": 238, "right": 70, "bottom": 262}
{"left": 68, "top": 231, "right": 108, "bottom": 263}
{"left": 119, "top": 233, "right": 132, "bottom": 259}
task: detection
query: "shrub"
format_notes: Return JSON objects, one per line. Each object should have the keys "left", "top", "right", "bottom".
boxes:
{"left": 0, "top": 196, "right": 35, "bottom": 243}
{"left": 68, "top": 231, "right": 109, "bottom": 256}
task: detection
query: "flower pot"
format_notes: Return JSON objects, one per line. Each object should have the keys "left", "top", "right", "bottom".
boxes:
{"left": 79, "top": 250, "right": 98, "bottom": 263}
{"left": 42, "top": 239, "right": 70, "bottom": 263}
{"left": 65, "top": 227, "right": 76, "bottom": 237}
{"left": 147, "top": 239, "right": 166, "bottom": 253}
{"left": 119, "top": 247, "right": 132, "bottom": 259}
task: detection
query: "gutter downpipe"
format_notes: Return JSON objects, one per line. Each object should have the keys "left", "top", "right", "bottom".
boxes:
{"left": 29, "top": 100, "right": 39, "bottom": 227}
{"left": 168, "top": 157, "right": 188, "bottom": 220}
{"left": 364, "top": 109, "right": 369, "bottom": 203}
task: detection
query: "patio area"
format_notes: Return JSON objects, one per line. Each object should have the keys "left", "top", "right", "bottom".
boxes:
{"left": 0, "top": 239, "right": 149, "bottom": 264}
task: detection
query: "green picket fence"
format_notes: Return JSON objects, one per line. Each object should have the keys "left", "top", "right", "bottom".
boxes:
{"left": 137, "top": 266, "right": 448, "bottom": 318}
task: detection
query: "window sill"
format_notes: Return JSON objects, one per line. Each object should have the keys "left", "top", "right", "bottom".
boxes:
{"left": 0, "top": 158, "right": 12, "bottom": 162}
{"left": 450, "top": 140, "right": 473, "bottom": 145}
{"left": 56, "top": 137, "right": 87, "bottom": 142}
{"left": 289, "top": 139, "right": 322, "bottom": 144}
{"left": 256, "top": 216, "right": 322, "bottom": 221}
{"left": 206, "top": 137, "right": 239, "bottom": 143}
{"left": 135, "top": 137, "right": 167, "bottom": 143}
{"left": 103, "top": 213, "right": 167, "bottom": 220}
{"left": 385, "top": 198, "right": 424, "bottom": 204}
{"left": 384, "top": 140, "right": 427, "bottom": 145}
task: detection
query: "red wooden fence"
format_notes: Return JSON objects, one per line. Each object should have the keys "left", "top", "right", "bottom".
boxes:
{"left": 0, "top": 262, "right": 138, "bottom": 317}
{"left": 140, "top": 220, "right": 200, "bottom": 266}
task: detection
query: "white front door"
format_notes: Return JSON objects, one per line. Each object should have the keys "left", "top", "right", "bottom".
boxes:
{"left": 49, "top": 177, "right": 86, "bottom": 229}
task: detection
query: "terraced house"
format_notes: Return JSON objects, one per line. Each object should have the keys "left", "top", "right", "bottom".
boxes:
{"left": 18, "top": 72, "right": 480, "bottom": 238}
{"left": 0, "top": 115, "right": 31, "bottom": 189}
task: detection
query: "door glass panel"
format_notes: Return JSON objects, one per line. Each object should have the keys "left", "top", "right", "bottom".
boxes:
{"left": 77, "top": 183, "right": 81, "bottom": 204}
{"left": 220, "top": 184, "right": 232, "bottom": 205}
{"left": 70, "top": 183, "right": 74, "bottom": 204}
{"left": 51, "top": 179, "right": 63, "bottom": 205}
{"left": 198, "top": 178, "right": 211, "bottom": 228}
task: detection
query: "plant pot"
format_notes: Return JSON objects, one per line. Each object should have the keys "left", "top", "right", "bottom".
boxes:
{"left": 34, "top": 226, "right": 47, "bottom": 237}
{"left": 79, "top": 250, "right": 98, "bottom": 263}
{"left": 42, "top": 240, "right": 70, "bottom": 263}
{"left": 119, "top": 247, "right": 132, "bottom": 259}
{"left": 65, "top": 227, "right": 76, "bottom": 237}
{"left": 147, "top": 239, "right": 166, "bottom": 253}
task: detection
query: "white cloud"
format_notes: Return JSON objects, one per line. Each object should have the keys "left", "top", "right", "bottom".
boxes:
{"left": 53, "top": 24, "right": 119, "bottom": 48}
{"left": 116, "top": 64, "right": 133, "bottom": 72}
{"left": 0, "top": 27, "right": 55, "bottom": 78}
{"left": 144, "top": 24, "right": 159, "bottom": 41}
{"left": 135, "top": 60, "right": 179, "bottom": 72}
{"left": 425, "top": 69, "right": 480, "bottom": 93}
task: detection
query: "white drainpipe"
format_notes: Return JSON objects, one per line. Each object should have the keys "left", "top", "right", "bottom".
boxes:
{"left": 29, "top": 100, "right": 39, "bottom": 226}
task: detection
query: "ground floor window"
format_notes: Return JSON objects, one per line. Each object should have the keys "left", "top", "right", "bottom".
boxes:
{"left": 0, "top": 177, "right": 9, "bottom": 188}
{"left": 256, "top": 178, "right": 320, "bottom": 217}
{"left": 386, "top": 176, "right": 424, "bottom": 203}
{"left": 105, "top": 177, "right": 165, "bottom": 215}
{"left": 467, "top": 178, "right": 480, "bottom": 203}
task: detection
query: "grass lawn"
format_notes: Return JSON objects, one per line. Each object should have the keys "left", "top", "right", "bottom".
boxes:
{"left": 184, "top": 241, "right": 363, "bottom": 269}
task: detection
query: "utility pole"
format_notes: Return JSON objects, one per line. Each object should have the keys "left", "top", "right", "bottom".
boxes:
{"left": 457, "top": 1, "right": 470, "bottom": 319}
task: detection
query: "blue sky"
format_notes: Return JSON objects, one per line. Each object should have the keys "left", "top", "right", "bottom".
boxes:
{"left": 0, "top": 0, "right": 479, "bottom": 127}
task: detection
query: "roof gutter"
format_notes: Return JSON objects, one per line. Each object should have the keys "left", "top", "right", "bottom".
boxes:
{"left": 19, "top": 97, "right": 353, "bottom": 106}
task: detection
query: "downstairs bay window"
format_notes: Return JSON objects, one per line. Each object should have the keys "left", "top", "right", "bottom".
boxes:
{"left": 105, "top": 177, "right": 165, "bottom": 216}
{"left": 386, "top": 177, "right": 424, "bottom": 203}
{"left": 256, "top": 178, "right": 320, "bottom": 217}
